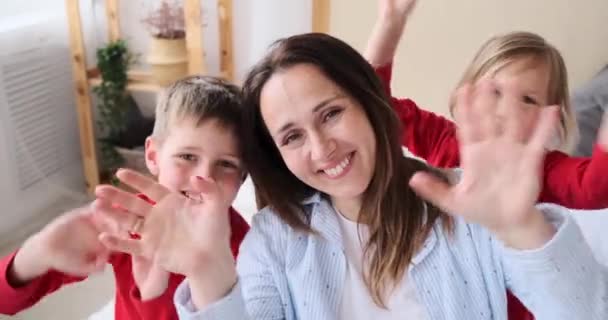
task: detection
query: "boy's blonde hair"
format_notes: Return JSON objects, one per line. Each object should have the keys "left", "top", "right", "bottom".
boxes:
{"left": 152, "top": 75, "right": 242, "bottom": 141}
{"left": 453, "top": 31, "right": 578, "bottom": 153}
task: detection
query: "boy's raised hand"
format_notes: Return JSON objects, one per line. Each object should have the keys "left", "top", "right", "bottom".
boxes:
{"left": 94, "top": 169, "right": 236, "bottom": 303}
{"left": 9, "top": 206, "right": 109, "bottom": 286}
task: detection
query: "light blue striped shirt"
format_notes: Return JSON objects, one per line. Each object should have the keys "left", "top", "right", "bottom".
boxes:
{"left": 175, "top": 193, "right": 607, "bottom": 319}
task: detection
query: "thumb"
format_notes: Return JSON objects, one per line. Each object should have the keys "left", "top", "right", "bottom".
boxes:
{"left": 189, "top": 176, "right": 227, "bottom": 206}
{"left": 409, "top": 171, "right": 454, "bottom": 213}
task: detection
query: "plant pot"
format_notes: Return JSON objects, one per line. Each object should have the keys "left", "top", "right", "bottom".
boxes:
{"left": 147, "top": 37, "right": 188, "bottom": 86}
{"left": 114, "top": 146, "right": 147, "bottom": 173}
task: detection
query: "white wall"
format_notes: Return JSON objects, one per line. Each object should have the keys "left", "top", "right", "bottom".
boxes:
{"left": 330, "top": 0, "right": 608, "bottom": 116}
{"left": 232, "top": 0, "right": 312, "bottom": 82}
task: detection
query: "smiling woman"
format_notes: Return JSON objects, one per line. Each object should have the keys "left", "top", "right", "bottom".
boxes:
{"left": 259, "top": 64, "right": 378, "bottom": 221}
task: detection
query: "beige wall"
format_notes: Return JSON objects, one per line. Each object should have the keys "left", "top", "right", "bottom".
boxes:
{"left": 330, "top": 0, "right": 608, "bottom": 116}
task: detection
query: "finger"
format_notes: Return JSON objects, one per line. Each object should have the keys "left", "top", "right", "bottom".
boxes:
{"left": 526, "top": 106, "right": 558, "bottom": 161}
{"left": 187, "top": 176, "right": 225, "bottom": 204}
{"left": 91, "top": 198, "right": 143, "bottom": 233}
{"left": 189, "top": 176, "right": 222, "bottom": 197}
{"left": 95, "top": 185, "right": 153, "bottom": 217}
{"left": 408, "top": 171, "right": 455, "bottom": 213}
{"left": 499, "top": 81, "right": 527, "bottom": 142}
{"left": 116, "top": 169, "right": 170, "bottom": 202}
{"left": 472, "top": 79, "right": 500, "bottom": 138}
{"left": 99, "top": 233, "right": 147, "bottom": 257}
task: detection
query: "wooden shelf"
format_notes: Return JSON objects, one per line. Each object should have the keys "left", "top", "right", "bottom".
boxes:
{"left": 88, "top": 70, "right": 164, "bottom": 92}
{"left": 87, "top": 68, "right": 232, "bottom": 93}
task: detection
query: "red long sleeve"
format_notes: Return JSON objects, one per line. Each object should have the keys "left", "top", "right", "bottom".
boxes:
{"left": 540, "top": 144, "right": 608, "bottom": 209}
{"left": 0, "top": 251, "right": 84, "bottom": 315}
{"left": 375, "top": 62, "right": 460, "bottom": 167}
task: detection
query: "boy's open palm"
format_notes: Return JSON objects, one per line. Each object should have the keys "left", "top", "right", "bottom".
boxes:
{"left": 95, "top": 169, "right": 233, "bottom": 279}
{"left": 33, "top": 206, "right": 109, "bottom": 277}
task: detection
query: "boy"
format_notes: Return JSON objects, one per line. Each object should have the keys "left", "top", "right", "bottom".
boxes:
{"left": 0, "top": 76, "right": 250, "bottom": 319}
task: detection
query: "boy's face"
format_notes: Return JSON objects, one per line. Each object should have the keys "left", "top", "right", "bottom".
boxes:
{"left": 145, "top": 117, "right": 243, "bottom": 205}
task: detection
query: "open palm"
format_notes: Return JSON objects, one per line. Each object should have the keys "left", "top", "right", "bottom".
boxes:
{"left": 95, "top": 170, "right": 233, "bottom": 278}
{"left": 410, "top": 81, "right": 558, "bottom": 234}
{"left": 39, "top": 206, "right": 109, "bottom": 276}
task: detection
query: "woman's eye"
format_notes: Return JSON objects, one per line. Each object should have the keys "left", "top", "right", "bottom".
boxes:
{"left": 323, "top": 108, "right": 343, "bottom": 122}
{"left": 283, "top": 132, "right": 302, "bottom": 146}
{"left": 522, "top": 95, "right": 538, "bottom": 105}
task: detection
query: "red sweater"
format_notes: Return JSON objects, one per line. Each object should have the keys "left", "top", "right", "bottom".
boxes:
{"left": 374, "top": 62, "right": 608, "bottom": 320}
{"left": 0, "top": 199, "right": 249, "bottom": 320}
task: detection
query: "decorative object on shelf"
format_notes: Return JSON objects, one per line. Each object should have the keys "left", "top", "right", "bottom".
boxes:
{"left": 142, "top": 0, "right": 189, "bottom": 85}
{"left": 93, "top": 40, "right": 153, "bottom": 178}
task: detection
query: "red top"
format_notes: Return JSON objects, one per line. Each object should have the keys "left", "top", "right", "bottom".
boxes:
{"left": 375, "top": 62, "right": 608, "bottom": 320}
{"left": 0, "top": 195, "right": 249, "bottom": 320}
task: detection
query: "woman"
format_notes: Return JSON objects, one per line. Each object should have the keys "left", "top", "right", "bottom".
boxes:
{"left": 95, "top": 33, "right": 606, "bottom": 319}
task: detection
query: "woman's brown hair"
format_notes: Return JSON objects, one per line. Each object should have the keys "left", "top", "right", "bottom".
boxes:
{"left": 241, "top": 33, "right": 450, "bottom": 307}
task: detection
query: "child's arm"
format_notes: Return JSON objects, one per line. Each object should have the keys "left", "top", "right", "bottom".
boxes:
{"left": 0, "top": 206, "right": 107, "bottom": 315}
{"left": 364, "top": 1, "right": 462, "bottom": 168}
{"left": 364, "top": 0, "right": 417, "bottom": 68}
{"left": 0, "top": 251, "right": 84, "bottom": 315}
{"left": 540, "top": 115, "right": 608, "bottom": 209}
{"left": 551, "top": 147, "right": 608, "bottom": 209}
{"left": 394, "top": 99, "right": 461, "bottom": 168}
{"left": 366, "top": 0, "right": 417, "bottom": 97}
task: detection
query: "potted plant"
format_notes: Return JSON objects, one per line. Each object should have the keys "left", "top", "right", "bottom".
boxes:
{"left": 142, "top": 0, "right": 189, "bottom": 85}
{"left": 94, "top": 40, "right": 153, "bottom": 178}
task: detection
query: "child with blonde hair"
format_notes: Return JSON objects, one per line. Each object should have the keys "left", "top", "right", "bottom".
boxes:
{"left": 365, "top": 1, "right": 608, "bottom": 319}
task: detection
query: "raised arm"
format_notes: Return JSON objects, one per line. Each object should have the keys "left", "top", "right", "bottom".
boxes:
{"left": 540, "top": 112, "right": 608, "bottom": 209}
{"left": 364, "top": 0, "right": 417, "bottom": 67}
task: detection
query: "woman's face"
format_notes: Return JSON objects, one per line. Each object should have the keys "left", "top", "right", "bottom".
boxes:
{"left": 259, "top": 63, "right": 377, "bottom": 207}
